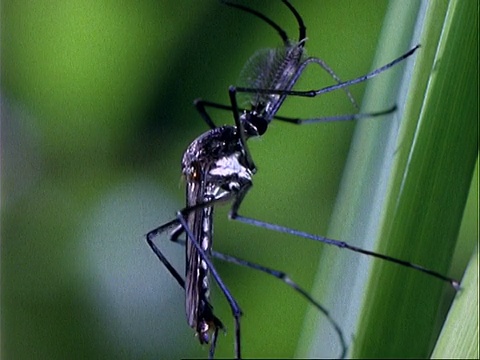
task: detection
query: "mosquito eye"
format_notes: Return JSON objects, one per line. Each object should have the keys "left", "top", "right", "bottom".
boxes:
{"left": 248, "top": 116, "right": 268, "bottom": 136}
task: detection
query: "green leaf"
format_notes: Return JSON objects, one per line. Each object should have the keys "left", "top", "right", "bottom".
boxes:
{"left": 298, "top": 0, "right": 478, "bottom": 358}
{"left": 432, "top": 245, "right": 479, "bottom": 360}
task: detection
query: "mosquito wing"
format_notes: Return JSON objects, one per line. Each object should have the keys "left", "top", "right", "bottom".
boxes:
{"left": 238, "top": 42, "right": 306, "bottom": 121}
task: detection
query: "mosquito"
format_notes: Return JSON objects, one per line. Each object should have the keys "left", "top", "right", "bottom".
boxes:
{"left": 145, "top": 1, "right": 460, "bottom": 359}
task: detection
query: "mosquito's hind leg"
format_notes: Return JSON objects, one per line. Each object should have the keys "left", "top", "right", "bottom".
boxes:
{"left": 211, "top": 249, "right": 348, "bottom": 359}
{"left": 227, "top": 181, "right": 459, "bottom": 289}
{"left": 235, "top": 46, "right": 421, "bottom": 99}
{"left": 146, "top": 219, "right": 185, "bottom": 288}
{"left": 301, "top": 56, "right": 360, "bottom": 109}
{"left": 169, "top": 231, "right": 349, "bottom": 358}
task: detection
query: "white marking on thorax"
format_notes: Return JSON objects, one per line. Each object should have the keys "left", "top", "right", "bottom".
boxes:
{"left": 209, "top": 153, "right": 252, "bottom": 181}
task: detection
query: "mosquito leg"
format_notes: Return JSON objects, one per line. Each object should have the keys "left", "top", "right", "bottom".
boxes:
{"left": 283, "top": 0, "right": 356, "bottom": 108}
{"left": 169, "top": 222, "right": 182, "bottom": 239}
{"left": 147, "top": 210, "right": 233, "bottom": 357}
{"left": 272, "top": 106, "right": 397, "bottom": 125}
{"left": 146, "top": 220, "right": 185, "bottom": 289}
{"left": 228, "top": 86, "right": 256, "bottom": 172}
{"left": 193, "top": 98, "right": 251, "bottom": 130}
{"left": 195, "top": 45, "right": 414, "bottom": 130}
{"left": 211, "top": 249, "right": 348, "bottom": 359}
{"left": 145, "top": 192, "right": 238, "bottom": 291}
{"left": 209, "top": 326, "right": 220, "bottom": 360}
{"left": 222, "top": 0, "right": 357, "bottom": 110}
{"left": 194, "top": 99, "right": 235, "bottom": 113}
{"left": 177, "top": 212, "right": 243, "bottom": 359}
{"left": 194, "top": 98, "right": 221, "bottom": 129}
{"left": 147, "top": 189, "right": 240, "bottom": 287}
{"left": 228, "top": 185, "right": 460, "bottom": 290}
{"left": 300, "top": 56, "right": 359, "bottom": 109}
{"left": 222, "top": 0, "right": 290, "bottom": 44}
{"left": 232, "top": 213, "right": 460, "bottom": 290}
{"left": 235, "top": 46, "right": 421, "bottom": 99}
{"left": 193, "top": 98, "right": 395, "bottom": 127}
{"left": 165, "top": 191, "right": 239, "bottom": 247}
{"left": 170, "top": 229, "right": 349, "bottom": 358}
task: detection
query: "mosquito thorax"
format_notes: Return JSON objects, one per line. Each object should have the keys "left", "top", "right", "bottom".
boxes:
{"left": 181, "top": 126, "right": 254, "bottom": 188}
{"left": 212, "top": 152, "right": 253, "bottom": 186}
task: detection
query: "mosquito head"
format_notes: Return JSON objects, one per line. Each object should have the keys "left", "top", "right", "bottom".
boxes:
{"left": 241, "top": 111, "right": 268, "bottom": 137}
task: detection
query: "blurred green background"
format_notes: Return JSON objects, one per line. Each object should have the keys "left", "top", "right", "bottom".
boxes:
{"left": 1, "top": 1, "right": 475, "bottom": 359}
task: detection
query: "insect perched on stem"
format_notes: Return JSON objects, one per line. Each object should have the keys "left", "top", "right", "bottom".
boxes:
{"left": 145, "top": 1, "right": 460, "bottom": 358}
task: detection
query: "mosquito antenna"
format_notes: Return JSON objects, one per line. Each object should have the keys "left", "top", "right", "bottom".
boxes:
{"left": 281, "top": 0, "right": 306, "bottom": 42}
{"left": 221, "top": 0, "right": 289, "bottom": 44}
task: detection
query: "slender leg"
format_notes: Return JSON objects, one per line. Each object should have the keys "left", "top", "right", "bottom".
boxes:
{"left": 194, "top": 29, "right": 420, "bottom": 132}
{"left": 170, "top": 234, "right": 349, "bottom": 359}
{"left": 194, "top": 47, "right": 418, "bottom": 131}
{"left": 301, "top": 56, "right": 359, "bottom": 108}
{"left": 146, "top": 219, "right": 185, "bottom": 288}
{"left": 228, "top": 86, "right": 256, "bottom": 172}
{"left": 209, "top": 327, "right": 220, "bottom": 360}
{"left": 194, "top": 98, "right": 220, "bottom": 129}
{"left": 229, "top": 216, "right": 460, "bottom": 289}
{"left": 227, "top": 182, "right": 459, "bottom": 289}
{"left": 271, "top": 106, "right": 397, "bottom": 125}
{"left": 211, "top": 250, "right": 348, "bottom": 359}
{"left": 194, "top": 98, "right": 396, "bottom": 126}
{"left": 235, "top": 46, "right": 421, "bottom": 98}
{"left": 146, "top": 193, "right": 240, "bottom": 358}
